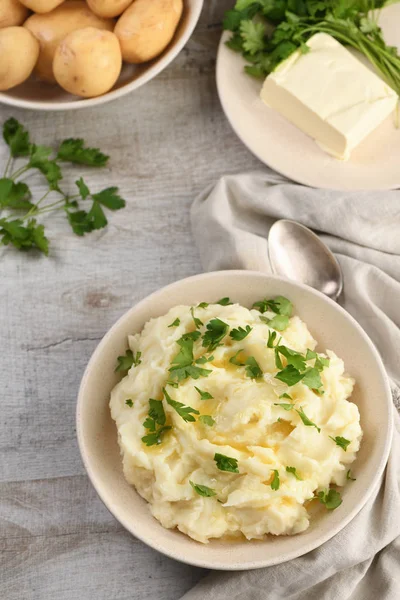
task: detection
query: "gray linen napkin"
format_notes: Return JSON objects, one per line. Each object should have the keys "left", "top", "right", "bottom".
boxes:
{"left": 181, "top": 170, "right": 400, "bottom": 600}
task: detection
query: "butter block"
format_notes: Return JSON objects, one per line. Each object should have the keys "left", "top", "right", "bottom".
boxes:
{"left": 260, "top": 32, "right": 398, "bottom": 160}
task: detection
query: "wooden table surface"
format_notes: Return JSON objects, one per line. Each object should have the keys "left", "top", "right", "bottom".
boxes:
{"left": 0, "top": 2, "right": 262, "bottom": 599}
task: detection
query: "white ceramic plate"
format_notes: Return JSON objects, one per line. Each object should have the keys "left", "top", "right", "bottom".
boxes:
{"left": 0, "top": 0, "right": 203, "bottom": 111}
{"left": 77, "top": 271, "right": 393, "bottom": 570}
{"left": 216, "top": 4, "right": 400, "bottom": 190}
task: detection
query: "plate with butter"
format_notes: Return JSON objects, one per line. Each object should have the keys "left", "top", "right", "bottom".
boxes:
{"left": 216, "top": 2, "right": 400, "bottom": 190}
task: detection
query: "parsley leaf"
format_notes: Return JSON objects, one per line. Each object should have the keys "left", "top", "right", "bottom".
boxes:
{"left": 330, "top": 436, "right": 351, "bottom": 451}
{"left": 190, "top": 307, "right": 203, "bottom": 329}
{"left": 115, "top": 349, "right": 141, "bottom": 372}
{"left": 267, "top": 330, "right": 278, "bottom": 348}
{"left": 197, "top": 302, "right": 209, "bottom": 308}
{"left": 240, "top": 19, "right": 266, "bottom": 54}
{"left": 125, "top": 399, "right": 133, "bottom": 408}
{"left": 92, "top": 187, "right": 125, "bottom": 210}
{"left": 276, "top": 346, "right": 306, "bottom": 371}
{"left": 305, "top": 349, "right": 317, "bottom": 360}
{"left": 195, "top": 387, "right": 214, "bottom": 400}
{"left": 3, "top": 118, "right": 30, "bottom": 157}
{"left": 295, "top": 407, "right": 320, "bottom": 432}
{"left": 275, "top": 347, "right": 283, "bottom": 369}
{"left": 163, "top": 387, "right": 199, "bottom": 422}
{"left": 229, "top": 349, "right": 246, "bottom": 366}
{"left": 280, "top": 393, "right": 292, "bottom": 399}
{"left": 302, "top": 367, "right": 323, "bottom": 390}
{"left": 169, "top": 333, "right": 211, "bottom": 382}
{"left": 264, "top": 314, "right": 289, "bottom": 331}
{"left": 195, "top": 354, "right": 214, "bottom": 364}
{"left": 199, "top": 415, "right": 215, "bottom": 426}
{"left": 202, "top": 319, "right": 229, "bottom": 352}
{"left": 274, "top": 402, "right": 294, "bottom": 411}
{"left": 230, "top": 325, "right": 252, "bottom": 341}
{"left": 142, "top": 398, "right": 171, "bottom": 446}
{"left": 28, "top": 144, "right": 62, "bottom": 191}
{"left": 245, "top": 356, "right": 263, "bottom": 379}
{"left": 216, "top": 297, "right": 233, "bottom": 306}
{"left": 270, "top": 469, "right": 280, "bottom": 490}
{"left": 252, "top": 296, "right": 293, "bottom": 316}
{"left": 275, "top": 364, "right": 304, "bottom": 386}
{"left": 0, "top": 179, "right": 33, "bottom": 210}
{"left": 57, "top": 138, "right": 109, "bottom": 167}
{"left": 189, "top": 481, "right": 216, "bottom": 497}
{"left": 168, "top": 318, "right": 180, "bottom": 328}
{"left": 0, "top": 217, "right": 49, "bottom": 254}
{"left": 346, "top": 469, "right": 356, "bottom": 481}
{"left": 286, "top": 466, "right": 302, "bottom": 480}
{"left": 142, "top": 426, "right": 171, "bottom": 447}
{"left": 214, "top": 453, "right": 239, "bottom": 473}
{"left": 316, "top": 488, "right": 342, "bottom": 510}
{"left": 76, "top": 177, "right": 90, "bottom": 199}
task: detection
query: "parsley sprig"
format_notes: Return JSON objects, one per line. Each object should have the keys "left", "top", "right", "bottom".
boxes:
{"left": 142, "top": 399, "right": 171, "bottom": 446}
{"left": 169, "top": 332, "right": 212, "bottom": 382}
{"left": 163, "top": 388, "right": 200, "bottom": 422}
{"left": 0, "top": 118, "right": 126, "bottom": 255}
{"left": 115, "top": 349, "right": 141, "bottom": 373}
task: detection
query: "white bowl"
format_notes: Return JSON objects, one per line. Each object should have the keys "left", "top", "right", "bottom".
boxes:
{"left": 76, "top": 271, "right": 393, "bottom": 570}
{"left": 0, "top": 0, "right": 203, "bottom": 111}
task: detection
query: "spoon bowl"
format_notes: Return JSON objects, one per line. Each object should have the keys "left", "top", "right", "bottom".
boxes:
{"left": 268, "top": 220, "right": 343, "bottom": 301}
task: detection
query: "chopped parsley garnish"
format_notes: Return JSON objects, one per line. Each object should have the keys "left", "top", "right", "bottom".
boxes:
{"left": 125, "top": 399, "right": 133, "bottom": 408}
{"left": 276, "top": 346, "right": 306, "bottom": 371}
{"left": 346, "top": 469, "right": 356, "bottom": 481}
{"left": 197, "top": 302, "right": 209, "bottom": 309}
{"left": 202, "top": 318, "right": 229, "bottom": 352}
{"left": 214, "top": 453, "right": 239, "bottom": 473}
{"left": 230, "top": 325, "right": 252, "bottom": 341}
{"left": 252, "top": 295, "right": 292, "bottom": 317}
{"left": 142, "top": 426, "right": 171, "bottom": 447}
{"left": 270, "top": 469, "right": 280, "bottom": 490}
{"left": 330, "top": 436, "right": 351, "bottom": 451}
{"left": 217, "top": 297, "right": 233, "bottom": 306}
{"left": 261, "top": 314, "right": 289, "bottom": 331}
{"left": 190, "top": 307, "right": 203, "bottom": 329}
{"left": 302, "top": 367, "right": 323, "bottom": 390}
{"left": 229, "top": 349, "right": 245, "bottom": 366}
{"left": 275, "top": 364, "right": 305, "bottom": 386}
{"left": 286, "top": 466, "right": 302, "bottom": 480}
{"left": 195, "top": 354, "right": 214, "bottom": 364}
{"left": 166, "top": 380, "right": 179, "bottom": 388}
{"left": 115, "top": 349, "right": 141, "bottom": 372}
{"left": 195, "top": 387, "right": 214, "bottom": 400}
{"left": 168, "top": 333, "right": 212, "bottom": 382}
{"left": 189, "top": 481, "right": 216, "bottom": 497}
{"left": 295, "top": 407, "right": 321, "bottom": 433}
{"left": 141, "top": 399, "right": 171, "bottom": 446}
{"left": 316, "top": 489, "right": 342, "bottom": 510}
{"left": 163, "top": 387, "right": 199, "bottom": 422}
{"left": 245, "top": 356, "right": 263, "bottom": 379}
{"left": 275, "top": 348, "right": 283, "bottom": 369}
{"left": 168, "top": 318, "right": 180, "bottom": 328}
{"left": 280, "top": 393, "right": 292, "bottom": 400}
{"left": 199, "top": 415, "right": 215, "bottom": 426}
{"left": 274, "top": 402, "right": 294, "bottom": 411}
{"left": 267, "top": 330, "right": 278, "bottom": 348}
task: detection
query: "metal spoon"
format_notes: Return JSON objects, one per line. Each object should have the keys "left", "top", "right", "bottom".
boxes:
{"left": 268, "top": 220, "right": 343, "bottom": 302}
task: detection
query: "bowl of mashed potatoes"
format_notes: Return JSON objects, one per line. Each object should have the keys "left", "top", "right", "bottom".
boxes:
{"left": 77, "top": 271, "right": 392, "bottom": 570}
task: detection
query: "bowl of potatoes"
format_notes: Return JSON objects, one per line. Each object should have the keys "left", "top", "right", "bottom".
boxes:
{"left": 0, "top": 0, "right": 203, "bottom": 110}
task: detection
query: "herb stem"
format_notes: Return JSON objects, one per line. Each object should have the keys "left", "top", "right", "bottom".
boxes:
{"left": 3, "top": 153, "right": 12, "bottom": 177}
{"left": 10, "top": 164, "right": 31, "bottom": 180}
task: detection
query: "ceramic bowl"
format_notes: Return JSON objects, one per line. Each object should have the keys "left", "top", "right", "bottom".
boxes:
{"left": 76, "top": 270, "right": 393, "bottom": 570}
{"left": 0, "top": 0, "right": 203, "bottom": 111}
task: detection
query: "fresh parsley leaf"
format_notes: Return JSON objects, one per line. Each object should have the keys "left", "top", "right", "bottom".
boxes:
{"left": 214, "top": 453, "right": 239, "bottom": 473}
{"left": 115, "top": 349, "right": 141, "bottom": 372}
{"left": 279, "top": 393, "right": 292, "bottom": 399}
{"left": 302, "top": 367, "right": 323, "bottom": 390}
{"left": 266, "top": 314, "right": 289, "bottom": 331}
{"left": 271, "top": 469, "right": 280, "bottom": 490}
{"left": 274, "top": 402, "right": 294, "bottom": 411}
{"left": 197, "top": 302, "right": 209, "bottom": 309}
{"left": 190, "top": 307, "right": 203, "bottom": 329}
{"left": 148, "top": 398, "right": 166, "bottom": 426}
{"left": 216, "top": 297, "right": 233, "bottom": 306}
{"left": 316, "top": 488, "right": 342, "bottom": 510}
{"left": 195, "top": 354, "right": 214, "bottom": 364}
{"left": 275, "top": 347, "right": 283, "bottom": 369}
{"left": 169, "top": 333, "right": 211, "bottom": 382}
{"left": 315, "top": 356, "right": 330, "bottom": 371}
{"left": 276, "top": 346, "right": 306, "bottom": 371}
{"left": 163, "top": 387, "right": 199, "bottom": 422}
{"left": 3, "top": 118, "right": 31, "bottom": 157}
{"left": 230, "top": 325, "right": 252, "bottom": 340}
{"left": 240, "top": 19, "right": 266, "bottom": 54}
{"left": 202, "top": 319, "right": 229, "bottom": 352}
{"left": 168, "top": 318, "right": 180, "bottom": 328}
{"left": 329, "top": 436, "right": 351, "bottom": 451}
{"left": 195, "top": 387, "right": 214, "bottom": 400}
{"left": 275, "top": 364, "right": 304, "bottom": 386}
{"left": 295, "top": 407, "right": 320, "bottom": 432}
{"left": 28, "top": 144, "right": 62, "bottom": 191}
{"left": 0, "top": 217, "right": 49, "bottom": 254}
{"left": 199, "top": 415, "right": 215, "bottom": 426}
{"left": 142, "top": 425, "right": 171, "bottom": 447}
{"left": 189, "top": 481, "right": 216, "bottom": 497}
{"left": 267, "top": 330, "right": 278, "bottom": 348}
{"left": 305, "top": 349, "right": 317, "bottom": 360}
{"left": 92, "top": 187, "right": 125, "bottom": 210}
{"left": 0, "top": 179, "right": 33, "bottom": 211}
{"left": 125, "top": 399, "right": 133, "bottom": 408}
{"left": 286, "top": 466, "right": 302, "bottom": 480}
{"left": 253, "top": 296, "right": 293, "bottom": 316}
{"left": 245, "top": 356, "right": 263, "bottom": 379}
{"left": 166, "top": 380, "right": 179, "bottom": 388}
{"left": 76, "top": 177, "right": 90, "bottom": 199}
{"left": 57, "top": 138, "right": 109, "bottom": 167}
{"left": 346, "top": 469, "right": 356, "bottom": 481}
{"left": 229, "top": 349, "right": 246, "bottom": 366}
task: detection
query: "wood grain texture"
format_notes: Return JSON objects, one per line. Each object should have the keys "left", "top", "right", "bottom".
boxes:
{"left": 0, "top": 1, "right": 261, "bottom": 598}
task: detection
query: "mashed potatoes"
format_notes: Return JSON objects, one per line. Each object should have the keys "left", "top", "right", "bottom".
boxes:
{"left": 110, "top": 297, "right": 362, "bottom": 543}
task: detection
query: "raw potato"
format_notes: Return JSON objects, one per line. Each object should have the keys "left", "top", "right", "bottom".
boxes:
{"left": 24, "top": 1, "right": 114, "bottom": 82}
{"left": 53, "top": 27, "right": 122, "bottom": 97}
{"left": 0, "top": 27, "right": 40, "bottom": 91}
{"left": 0, "top": 0, "right": 29, "bottom": 29}
{"left": 18, "top": 0, "right": 65, "bottom": 14}
{"left": 86, "top": 0, "right": 132, "bottom": 18}
{"left": 115, "top": 0, "right": 183, "bottom": 64}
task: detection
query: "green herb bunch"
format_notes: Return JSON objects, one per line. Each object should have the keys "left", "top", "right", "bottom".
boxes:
{"left": 0, "top": 118, "right": 126, "bottom": 255}
{"left": 224, "top": 0, "right": 400, "bottom": 94}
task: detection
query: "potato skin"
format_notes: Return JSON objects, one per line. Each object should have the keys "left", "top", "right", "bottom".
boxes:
{"left": 53, "top": 27, "right": 122, "bottom": 97}
{"left": 0, "top": 0, "right": 29, "bottom": 29}
{"left": 0, "top": 27, "right": 40, "bottom": 90}
{"left": 115, "top": 0, "right": 183, "bottom": 64}
{"left": 86, "top": 0, "right": 132, "bottom": 18}
{"left": 24, "top": 1, "right": 114, "bottom": 82}
{"left": 18, "top": 0, "right": 65, "bottom": 14}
